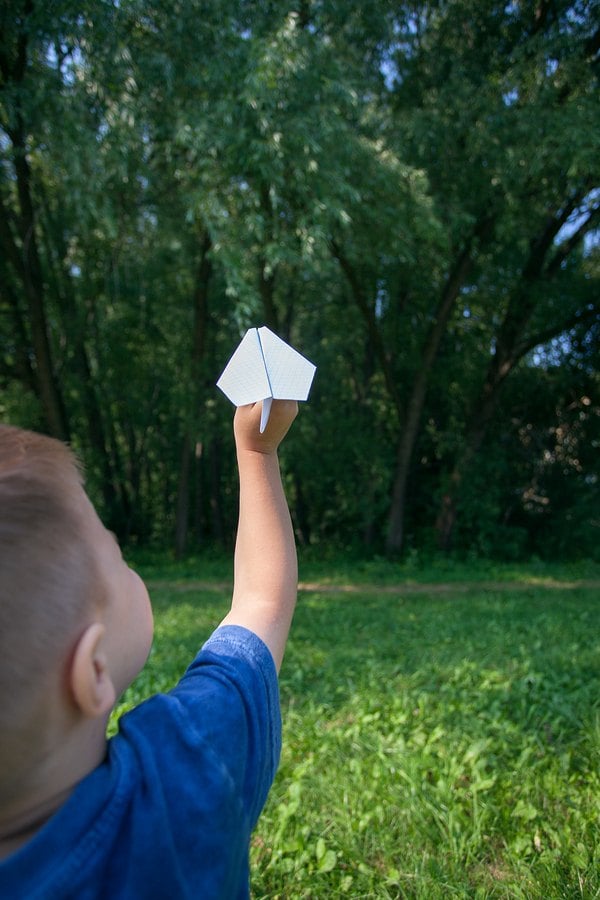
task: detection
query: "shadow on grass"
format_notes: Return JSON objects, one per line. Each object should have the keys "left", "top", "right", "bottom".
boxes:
{"left": 281, "top": 586, "right": 600, "bottom": 746}
{"left": 131, "top": 580, "right": 600, "bottom": 758}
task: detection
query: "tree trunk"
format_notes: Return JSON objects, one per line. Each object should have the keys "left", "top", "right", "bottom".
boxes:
{"left": 385, "top": 219, "right": 493, "bottom": 554}
{"left": 174, "top": 232, "right": 212, "bottom": 557}
{"left": 38, "top": 185, "right": 124, "bottom": 520}
{"left": 332, "top": 215, "right": 495, "bottom": 556}
{"left": 209, "top": 435, "right": 226, "bottom": 545}
{"left": 293, "top": 472, "right": 311, "bottom": 546}
{"left": 175, "top": 432, "right": 193, "bottom": 557}
{"left": 331, "top": 240, "right": 403, "bottom": 416}
{"left": 435, "top": 195, "right": 597, "bottom": 550}
{"left": 0, "top": 151, "right": 69, "bottom": 440}
{"left": 435, "top": 380, "right": 499, "bottom": 550}
{"left": 0, "top": 11, "right": 69, "bottom": 440}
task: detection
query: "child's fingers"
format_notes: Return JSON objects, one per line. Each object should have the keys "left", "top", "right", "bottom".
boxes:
{"left": 266, "top": 399, "right": 298, "bottom": 431}
{"left": 234, "top": 400, "right": 298, "bottom": 452}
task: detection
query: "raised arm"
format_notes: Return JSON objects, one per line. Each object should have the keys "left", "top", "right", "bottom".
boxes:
{"left": 220, "top": 399, "right": 298, "bottom": 672}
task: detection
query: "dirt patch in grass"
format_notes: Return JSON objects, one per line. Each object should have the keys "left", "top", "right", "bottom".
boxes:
{"left": 147, "top": 578, "right": 600, "bottom": 595}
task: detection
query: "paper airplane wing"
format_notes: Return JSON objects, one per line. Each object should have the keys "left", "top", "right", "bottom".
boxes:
{"left": 258, "top": 326, "right": 316, "bottom": 401}
{"left": 216, "top": 328, "right": 271, "bottom": 407}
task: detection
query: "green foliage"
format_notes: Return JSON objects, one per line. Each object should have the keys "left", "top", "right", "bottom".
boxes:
{"left": 1, "top": 0, "right": 598, "bottom": 558}
{"left": 111, "top": 561, "right": 600, "bottom": 897}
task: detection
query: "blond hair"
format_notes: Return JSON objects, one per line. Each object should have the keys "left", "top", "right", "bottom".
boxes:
{"left": 0, "top": 425, "right": 105, "bottom": 798}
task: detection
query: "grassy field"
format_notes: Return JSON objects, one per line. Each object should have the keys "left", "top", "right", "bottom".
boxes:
{"left": 112, "top": 557, "right": 600, "bottom": 898}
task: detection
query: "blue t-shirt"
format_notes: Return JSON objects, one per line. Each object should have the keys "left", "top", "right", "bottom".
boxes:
{"left": 0, "top": 625, "right": 281, "bottom": 900}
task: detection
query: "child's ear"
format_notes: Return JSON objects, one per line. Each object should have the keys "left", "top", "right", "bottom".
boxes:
{"left": 69, "top": 623, "right": 116, "bottom": 718}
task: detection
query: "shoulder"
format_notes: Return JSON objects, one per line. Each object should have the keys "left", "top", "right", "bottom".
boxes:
{"left": 0, "top": 627, "right": 281, "bottom": 899}
{"left": 189, "top": 624, "right": 279, "bottom": 685}
{"left": 120, "top": 624, "right": 282, "bottom": 807}
{"left": 167, "top": 624, "right": 282, "bottom": 779}
{"left": 174, "top": 625, "right": 280, "bottom": 725}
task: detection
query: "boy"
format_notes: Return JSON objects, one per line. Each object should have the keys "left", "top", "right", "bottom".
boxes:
{"left": 0, "top": 398, "right": 298, "bottom": 898}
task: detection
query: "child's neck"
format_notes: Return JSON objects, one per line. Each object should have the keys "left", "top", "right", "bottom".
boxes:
{"left": 0, "top": 719, "right": 109, "bottom": 863}
{"left": 0, "top": 786, "right": 73, "bottom": 860}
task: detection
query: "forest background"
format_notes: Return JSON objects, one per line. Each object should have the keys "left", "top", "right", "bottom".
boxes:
{"left": 1, "top": 0, "right": 599, "bottom": 563}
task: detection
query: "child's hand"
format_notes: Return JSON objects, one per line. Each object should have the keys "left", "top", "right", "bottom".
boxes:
{"left": 234, "top": 400, "right": 298, "bottom": 455}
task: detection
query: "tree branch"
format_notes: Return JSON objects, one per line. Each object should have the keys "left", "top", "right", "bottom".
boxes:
{"left": 545, "top": 205, "right": 600, "bottom": 276}
{"left": 330, "top": 237, "right": 403, "bottom": 418}
{"left": 517, "top": 303, "right": 599, "bottom": 361}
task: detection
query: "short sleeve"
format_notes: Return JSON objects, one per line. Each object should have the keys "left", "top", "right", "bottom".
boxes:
{"left": 0, "top": 625, "right": 282, "bottom": 900}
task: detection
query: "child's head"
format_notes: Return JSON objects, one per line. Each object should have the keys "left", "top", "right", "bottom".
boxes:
{"left": 0, "top": 425, "right": 153, "bottom": 804}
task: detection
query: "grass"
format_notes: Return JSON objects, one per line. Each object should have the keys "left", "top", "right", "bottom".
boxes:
{"left": 126, "top": 548, "right": 600, "bottom": 589}
{"left": 112, "top": 558, "right": 600, "bottom": 898}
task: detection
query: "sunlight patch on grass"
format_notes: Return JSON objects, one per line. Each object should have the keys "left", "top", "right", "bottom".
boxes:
{"left": 255, "top": 584, "right": 600, "bottom": 897}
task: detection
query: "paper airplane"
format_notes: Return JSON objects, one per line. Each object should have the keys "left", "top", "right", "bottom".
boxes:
{"left": 216, "top": 326, "right": 316, "bottom": 432}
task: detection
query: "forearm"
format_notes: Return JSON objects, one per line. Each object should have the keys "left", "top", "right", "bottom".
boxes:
{"left": 221, "top": 447, "right": 298, "bottom": 671}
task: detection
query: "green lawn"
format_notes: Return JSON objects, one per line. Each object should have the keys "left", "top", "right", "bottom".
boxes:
{"left": 113, "top": 558, "right": 600, "bottom": 898}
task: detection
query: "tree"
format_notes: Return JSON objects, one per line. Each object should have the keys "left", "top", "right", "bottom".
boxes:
{"left": 0, "top": 0, "right": 72, "bottom": 440}
{"left": 1, "top": 0, "right": 597, "bottom": 559}
{"left": 381, "top": 0, "right": 600, "bottom": 553}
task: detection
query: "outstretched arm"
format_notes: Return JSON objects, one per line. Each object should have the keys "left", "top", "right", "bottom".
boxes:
{"left": 220, "top": 399, "right": 298, "bottom": 672}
